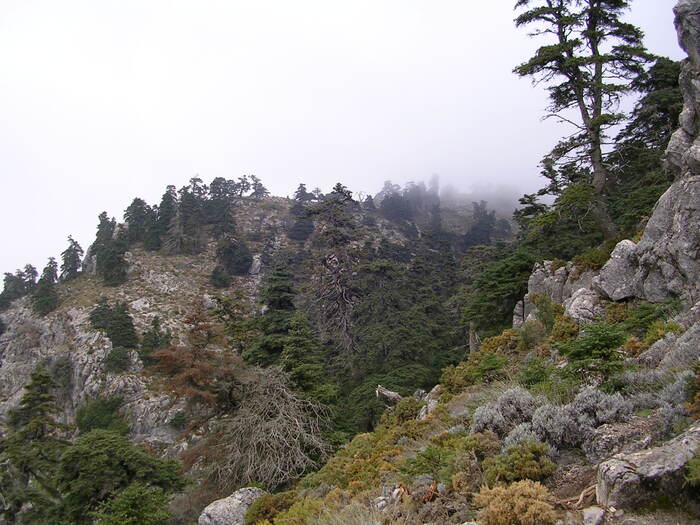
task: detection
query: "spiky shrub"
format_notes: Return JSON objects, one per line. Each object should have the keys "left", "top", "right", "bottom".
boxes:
{"left": 531, "top": 404, "right": 581, "bottom": 449}
{"left": 643, "top": 320, "right": 682, "bottom": 346}
{"left": 474, "top": 480, "right": 556, "bottom": 525}
{"left": 685, "top": 449, "right": 700, "bottom": 487}
{"left": 482, "top": 441, "right": 555, "bottom": 485}
{"left": 471, "top": 388, "right": 541, "bottom": 437}
{"left": 502, "top": 423, "right": 541, "bottom": 451}
{"left": 568, "top": 387, "right": 631, "bottom": 428}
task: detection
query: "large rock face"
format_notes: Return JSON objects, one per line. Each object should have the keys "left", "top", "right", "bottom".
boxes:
{"left": 198, "top": 487, "right": 267, "bottom": 525}
{"left": 598, "top": 0, "right": 700, "bottom": 306}
{"left": 596, "top": 421, "right": 700, "bottom": 508}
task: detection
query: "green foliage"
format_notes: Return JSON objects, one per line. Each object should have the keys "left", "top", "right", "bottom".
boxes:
{"left": 139, "top": 316, "right": 171, "bottom": 365}
{"left": 400, "top": 446, "right": 453, "bottom": 480}
{"left": 572, "top": 241, "right": 616, "bottom": 271}
{"left": 60, "top": 235, "right": 84, "bottom": 281}
{"left": 89, "top": 299, "right": 139, "bottom": 349}
{"left": 216, "top": 235, "right": 253, "bottom": 275}
{"left": 686, "top": 449, "right": 700, "bottom": 487}
{"left": 380, "top": 396, "right": 422, "bottom": 427}
{"left": 518, "top": 358, "right": 551, "bottom": 387}
{"left": 55, "top": 429, "right": 186, "bottom": 524}
{"left": 440, "top": 350, "right": 507, "bottom": 394}
{"left": 91, "top": 482, "right": 173, "bottom": 525}
{"left": 32, "top": 258, "right": 60, "bottom": 316}
{"left": 550, "top": 314, "right": 579, "bottom": 343}
{"left": 210, "top": 264, "right": 232, "bottom": 288}
{"left": 529, "top": 293, "right": 564, "bottom": 332}
{"left": 245, "top": 491, "right": 298, "bottom": 525}
{"left": 104, "top": 346, "right": 131, "bottom": 373}
{"left": 558, "top": 321, "right": 626, "bottom": 379}
{"left": 168, "top": 411, "right": 187, "bottom": 430}
{"left": 642, "top": 320, "right": 682, "bottom": 346}
{"left": 482, "top": 441, "right": 555, "bottom": 485}
{"left": 93, "top": 212, "right": 129, "bottom": 286}
{"left": 460, "top": 247, "right": 536, "bottom": 335}
{"left": 0, "top": 367, "right": 66, "bottom": 523}
{"left": 618, "top": 299, "right": 682, "bottom": 337}
{"left": 76, "top": 396, "right": 129, "bottom": 435}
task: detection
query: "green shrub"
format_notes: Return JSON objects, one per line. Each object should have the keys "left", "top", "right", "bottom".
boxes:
{"left": 399, "top": 446, "right": 453, "bottom": 480}
{"left": 642, "top": 320, "right": 682, "bottom": 346}
{"left": 572, "top": 241, "right": 616, "bottom": 271}
{"left": 210, "top": 265, "right": 231, "bottom": 288}
{"left": 558, "top": 321, "right": 626, "bottom": 379}
{"left": 244, "top": 491, "right": 298, "bottom": 525}
{"left": 518, "top": 358, "right": 551, "bottom": 387}
{"left": 482, "top": 441, "right": 555, "bottom": 485}
{"left": 685, "top": 449, "right": 700, "bottom": 487}
{"left": 380, "top": 397, "right": 423, "bottom": 427}
{"left": 104, "top": 346, "right": 131, "bottom": 373}
{"left": 168, "top": 411, "right": 187, "bottom": 430}
{"left": 90, "top": 300, "right": 139, "bottom": 348}
{"left": 441, "top": 350, "right": 508, "bottom": 394}
{"left": 530, "top": 293, "right": 564, "bottom": 332}
{"left": 76, "top": 396, "right": 129, "bottom": 435}
{"left": 619, "top": 299, "right": 682, "bottom": 337}
{"left": 518, "top": 320, "right": 547, "bottom": 351}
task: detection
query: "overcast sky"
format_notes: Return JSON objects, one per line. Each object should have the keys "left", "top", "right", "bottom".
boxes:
{"left": 0, "top": 0, "right": 684, "bottom": 275}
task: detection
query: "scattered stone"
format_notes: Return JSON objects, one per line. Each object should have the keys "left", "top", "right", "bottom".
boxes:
{"left": 583, "top": 506, "right": 605, "bottom": 525}
{"left": 198, "top": 487, "right": 267, "bottom": 525}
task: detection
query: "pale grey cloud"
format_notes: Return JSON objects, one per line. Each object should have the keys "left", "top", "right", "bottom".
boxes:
{"left": 0, "top": 0, "right": 684, "bottom": 273}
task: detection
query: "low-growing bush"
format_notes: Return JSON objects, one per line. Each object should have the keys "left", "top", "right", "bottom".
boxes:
{"left": 568, "top": 387, "right": 631, "bottom": 428}
{"left": 531, "top": 404, "right": 580, "bottom": 449}
{"left": 685, "top": 449, "right": 700, "bottom": 487}
{"left": 550, "top": 314, "right": 579, "bottom": 343}
{"left": 530, "top": 293, "right": 564, "bottom": 332}
{"left": 471, "top": 388, "right": 541, "bottom": 437}
{"left": 104, "top": 346, "right": 131, "bottom": 373}
{"left": 558, "top": 321, "right": 626, "bottom": 379}
{"left": 168, "top": 411, "right": 188, "bottom": 430}
{"left": 400, "top": 446, "right": 453, "bottom": 480}
{"left": 643, "top": 320, "right": 682, "bottom": 347}
{"left": 440, "top": 350, "right": 507, "bottom": 394}
{"left": 481, "top": 329, "right": 521, "bottom": 354}
{"left": 474, "top": 480, "right": 556, "bottom": 525}
{"left": 502, "top": 423, "right": 541, "bottom": 452}
{"left": 482, "top": 441, "right": 555, "bottom": 485}
{"left": 518, "top": 358, "right": 551, "bottom": 387}
{"left": 518, "top": 320, "right": 548, "bottom": 351}
{"left": 245, "top": 491, "right": 298, "bottom": 525}
{"left": 76, "top": 396, "right": 129, "bottom": 435}
{"left": 380, "top": 397, "right": 422, "bottom": 427}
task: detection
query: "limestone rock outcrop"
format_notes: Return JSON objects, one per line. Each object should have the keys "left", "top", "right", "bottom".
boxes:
{"left": 598, "top": 0, "right": 700, "bottom": 306}
{"left": 596, "top": 421, "right": 700, "bottom": 508}
{"left": 198, "top": 487, "right": 267, "bottom": 525}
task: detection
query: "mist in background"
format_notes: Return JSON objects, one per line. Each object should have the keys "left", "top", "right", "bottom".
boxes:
{"left": 0, "top": 0, "right": 684, "bottom": 273}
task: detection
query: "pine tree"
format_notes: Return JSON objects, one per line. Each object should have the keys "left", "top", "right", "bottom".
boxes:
{"left": 123, "top": 198, "right": 154, "bottom": 245}
{"left": 32, "top": 258, "right": 59, "bottom": 316}
{"left": 293, "top": 183, "right": 314, "bottom": 203}
{"left": 215, "top": 235, "right": 253, "bottom": 275}
{"left": 0, "top": 367, "right": 66, "bottom": 523}
{"left": 514, "top": 0, "right": 652, "bottom": 239}
{"left": 93, "top": 213, "right": 129, "bottom": 286}
{"left": 60, "top": 236, "right": 84, "bottom": 281}
{"left": 249, "top": 175, "right": 270, "bottom": 199}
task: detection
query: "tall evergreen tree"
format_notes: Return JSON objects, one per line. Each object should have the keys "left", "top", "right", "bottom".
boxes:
{"left": 514, "top": 0, "right": 652, "bottom": 239}
{"left": 123, "top": 198, "right": 154, "bottom": 245}
{"left": 249, "top": 175, "right": 270, "bottom": 199}
{"left": 60, "top": 236, "right": 84, "bottom": 281}
{"left": 0, "top": 367, "right": 66, "bottom": 523}
{"left": 32, "top": 258, "right": 59, "bottom": 316}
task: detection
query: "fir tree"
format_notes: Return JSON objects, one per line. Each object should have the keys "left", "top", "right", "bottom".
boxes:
{"left": 249, "top": 175, "right": 270, "bottom": 199}
{"left": 60, "top": 236, "right": 84, "bottom": 281}
{"left": 0, "top": 367, "right": 66, "bottom": 523}
{"left": 32, "top": 258, "right": 59, "bottom": 316}
{"left": 514, "top": 0, "right": 652, "bottom": 239}
{"left": 139, "top": 316, "right": 171, "bottom": 365}
{"left": 215, "top": 235, "right": 253, "bottom": 275}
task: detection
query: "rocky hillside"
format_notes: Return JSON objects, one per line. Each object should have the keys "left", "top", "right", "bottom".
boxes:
{"left": 0, "top": 1, "right": 698, "bottom": 524}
